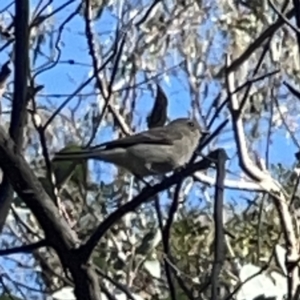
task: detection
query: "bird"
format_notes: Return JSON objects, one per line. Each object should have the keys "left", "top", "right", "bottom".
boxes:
{"left": 54, "top": 118, "right": 207, "bottom": 177}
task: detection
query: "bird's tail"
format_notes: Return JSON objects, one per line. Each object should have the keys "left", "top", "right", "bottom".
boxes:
{"left": 54, "top": 147, "right": 103, "bottom": 161}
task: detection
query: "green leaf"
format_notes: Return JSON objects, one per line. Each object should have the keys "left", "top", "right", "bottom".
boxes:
{"left": 52, "top": 144, "right": 88, "bottom": 188}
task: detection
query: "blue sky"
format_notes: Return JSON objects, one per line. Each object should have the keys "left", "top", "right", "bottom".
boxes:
{"left": 0, "top": 0, "right": 299, "bottom": 299}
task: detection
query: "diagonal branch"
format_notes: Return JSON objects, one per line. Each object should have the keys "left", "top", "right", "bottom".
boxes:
{"left": 77, "top": 152, "right": 218, "bottom": 262}
{"left": 0, "top": 239, "right": 48, "bottom": 256}
{"left": 0, "top": 125, "right": 104, "bottom": 300}
{"left": 84, "top": 0, "right": 128, "bottom": 145}
{"left": 225, "top": 53, "right": 299, "bottom": 298}
{"left": 225, "top": 55, "right": 280, "bottom": 185}
{"left": 0, "top": 0, "right": 29, "bottom": 233}
{"left": 0, "top": 126, "right": 78, "bottom": 248}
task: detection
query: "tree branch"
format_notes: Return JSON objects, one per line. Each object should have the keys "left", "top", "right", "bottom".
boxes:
{"left": 0, "top": 0, "right": 29, "bottom": 233}
{"left": 77, "top": 152, "right": 217, "bottom": 262}
{"left": 211, "top": 149, "right": 228, "bottom": 300}
{"left": 0, "top": 125, "right": 104, "bottom": 300}
{"left": 225, "top": 53, "right": 299, "bottom": 298}
{"left": 0, "top": 239, "right": 48, "bottom": 256}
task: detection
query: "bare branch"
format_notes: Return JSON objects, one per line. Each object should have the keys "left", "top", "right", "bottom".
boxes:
{"left": 84, "top": 0, "right": 128, "bottom": 145}
{"left": 77, "top": 151, "right": 217, "bottom": 262}
{"left": 0, "top": 239, "right": 47, "bottom": 256}
{"left": 226, "top": 53, "right": 299, "bottom": 298}
{"left": 0, "top": 0, "right": 29, "bottom": 234}
{"left": 211, "top": 150, "right": 227, "bottom": 300}
{"left": 0, "top": 125, "right": 105, "bottom": 300}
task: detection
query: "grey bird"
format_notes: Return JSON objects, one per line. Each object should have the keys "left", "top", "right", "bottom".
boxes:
{"left": 54, "top": 118, "right": 206, "bottom": 177}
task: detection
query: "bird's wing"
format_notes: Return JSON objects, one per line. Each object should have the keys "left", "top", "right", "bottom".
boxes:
{"left": 91, "top": 127, "right": 183, "bottom": 150}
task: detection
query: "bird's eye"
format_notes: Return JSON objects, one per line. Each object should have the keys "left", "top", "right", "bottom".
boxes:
{"left": 187, "top": 121, "right": 195, "bottom": 128}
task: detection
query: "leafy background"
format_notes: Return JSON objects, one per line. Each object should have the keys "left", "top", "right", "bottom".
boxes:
{"left": 0, "top": 0, "right": 299, "bottom": 299}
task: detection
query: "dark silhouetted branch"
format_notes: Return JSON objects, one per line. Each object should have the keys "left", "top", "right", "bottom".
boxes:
{"left": 0, "top": 239, "right": 48, "bottom": 256}
{"left": 211, "top": 149, "right": 228, "bottom": 300}
{"left": 0, "top": 0, "right": 29, "bottom": 234}
{"left": 77, "top": 151, "right": 219, "bottom": 262}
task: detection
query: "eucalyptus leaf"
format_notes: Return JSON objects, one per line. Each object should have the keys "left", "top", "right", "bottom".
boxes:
{"left": 52, "top": 144, "right": 88, "bottom": 188}
{"left": 143, "top": 259, "right": 161, "bottom": 278}
{"left": 136, "top": 228, "right": 161, "bottom": 255}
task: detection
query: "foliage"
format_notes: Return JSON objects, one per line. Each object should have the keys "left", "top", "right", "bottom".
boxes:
{"left": 0, "top": 0, "right": 300, "bottom": 299}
